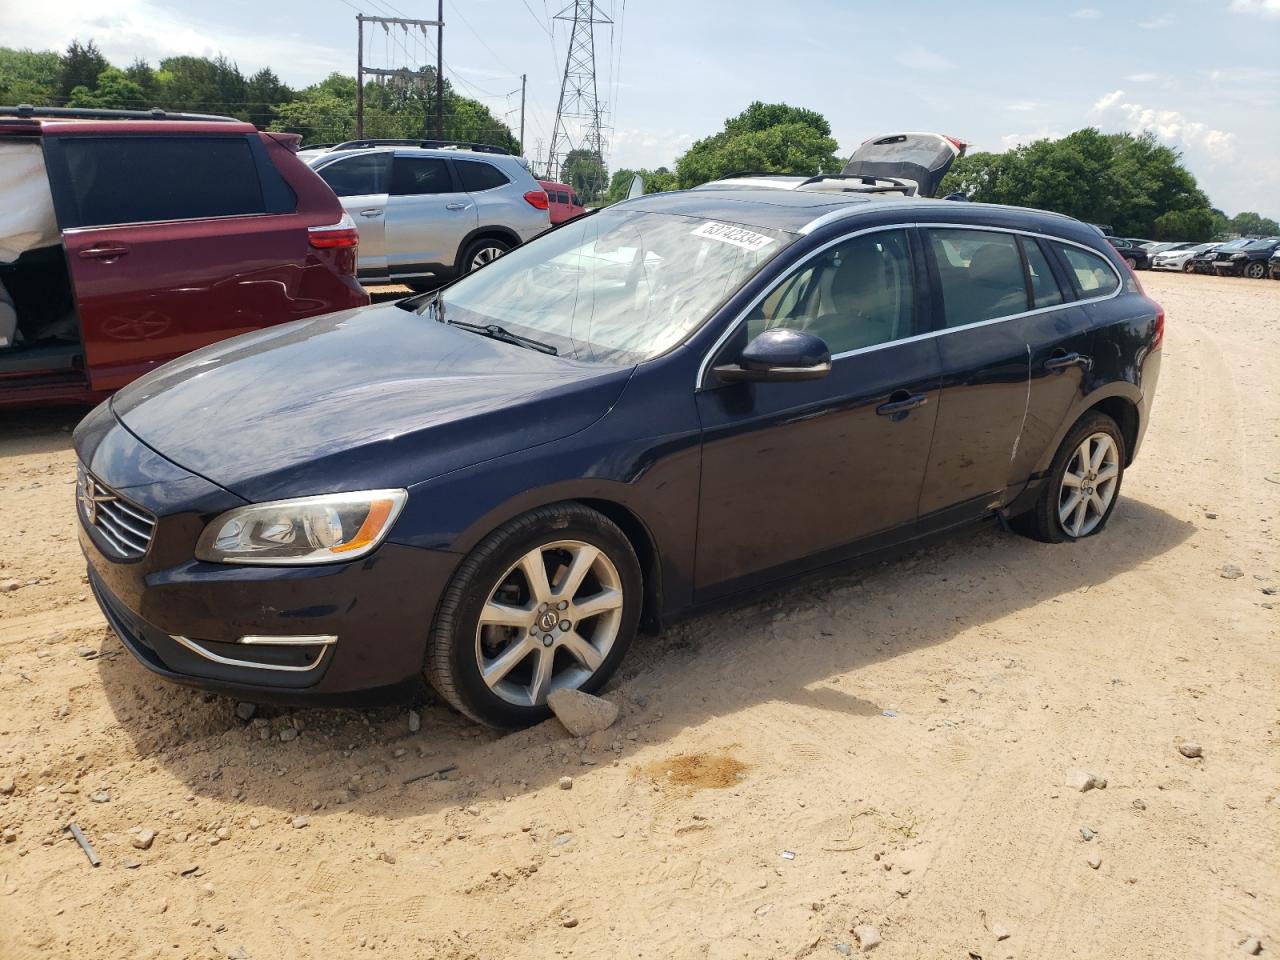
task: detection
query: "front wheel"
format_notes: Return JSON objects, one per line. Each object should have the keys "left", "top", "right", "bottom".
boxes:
{"left": 460, "top": 237, "right": 511, "bottom": 275}
{"left": 1244, "top": 261, "right": 1267, "bottom": 279}
{"left": 1011, "top": 412, "right": 1126, "bottom": 543}
{"left": 1182, "top": 261, "right": 1196, "bottom": 274}
{"left": 1124, "top": 256, "right": 1138, "bottom": 269}
{"left": 425, "top": 503, "right": 642, "bottom": 727}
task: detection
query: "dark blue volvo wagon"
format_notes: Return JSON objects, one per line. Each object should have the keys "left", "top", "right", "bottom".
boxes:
{"left": 75, "top": 185, "right": 1163, "bottom": 726}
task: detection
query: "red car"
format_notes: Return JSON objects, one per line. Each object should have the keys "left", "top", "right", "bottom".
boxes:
{"left": 537, "top": 179, "right": 586, "bottom": 225}
{"left": 0, "top": 106, "right": 368, "bottom": 407}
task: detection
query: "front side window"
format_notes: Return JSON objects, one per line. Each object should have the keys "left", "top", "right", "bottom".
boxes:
{"left": 433, "top": 209, "right": 793, "bottom": 363}
{"left": 744, "top": 229, "right": 916, "bottom": 354}
{"left": 391, "top": 156, "right": 454, "bottom": 196}
{"left": 1021, "top": 237, "right": 1065, "bottom": 309}
{"left": 316, "top": 153, "right": 391, "bottom": 197}
{"left": 455, "top": 159, "right": 510, "bottom": 192}
{"left": 557, "top": 191, "right": 570, "bottom": 204}
{"left": 928, "top": 228, "right": 1029, "bottom": 328}
{"left": 58, "top": 136, "right": 264, "bottom": 227}
{"left": 1056, "top": 244, "right": 1120, "bottom": 298}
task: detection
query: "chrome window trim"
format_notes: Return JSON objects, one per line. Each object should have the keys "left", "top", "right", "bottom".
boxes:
{"left": 695, "top": 221, "right": 1124, "bottom": 390}
{"left": 170, "top": 633, "right": 336, "bottom": 673}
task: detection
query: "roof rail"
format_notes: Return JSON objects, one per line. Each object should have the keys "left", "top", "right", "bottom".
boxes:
{"left": 329, "top": 137, "right": 510, "bottom": 155}
{"left": 0, "top": 104, "right": 239, "bottom": 123}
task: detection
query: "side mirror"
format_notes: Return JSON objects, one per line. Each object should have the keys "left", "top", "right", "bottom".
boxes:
{"left": 714, "top": 328, "right": 832, "bottom": 384}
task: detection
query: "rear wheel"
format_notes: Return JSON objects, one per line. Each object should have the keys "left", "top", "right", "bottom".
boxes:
{"left": 425, "top": 503, "right": 642, "bottom": 727}
{"left": 1244, "top": 260, "right": 1267, "bottom": 279}
{"left": 1011, "top": 412, "right": 1126, "bottom": 544}
{"left": 461, "top": 237, "right": 511, "bottom": 274}
{"left": 1123, "top": 256, "right": 1138, "bottom": 270}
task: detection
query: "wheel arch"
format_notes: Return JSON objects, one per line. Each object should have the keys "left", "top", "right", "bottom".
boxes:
{"left": 1036, "top": 383, "right": 1143, "bottom": 475}
{"left": 456, "top": 225, "right": 521, "bottom": 263}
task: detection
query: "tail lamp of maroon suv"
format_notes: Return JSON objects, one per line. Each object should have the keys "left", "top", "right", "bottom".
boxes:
{"left": 0, "top": 106, "right": 369, "bottom": 407}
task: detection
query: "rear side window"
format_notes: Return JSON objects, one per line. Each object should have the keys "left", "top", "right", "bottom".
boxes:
{"left": 1057, "top": 244, "right": 1120, "bottom": 298}
{"left": 455, "top": 160, "right": 510, "bottom": 192}
{"left": 557, "top": 191, "right": 570, "bottom": 204}
{"left": 571, "top": 193, "right": 581, "bottom": 206}
{"left": 391, "top": 156, "right": 454, "bottom": 196}
{"left": 745, "top": 228, "right": 916, "bottom": 355}
{"left": 317, "top": 153, "right": 391, "bottom": 196}
{"left": 55, "top": 137, "right": 264, "bottom": 227}
{"left": 927, "top": 229, "right": 1028, "bottom": 328}
{"left": 1021, "top": 237, "right": 1064, "bottom": 308}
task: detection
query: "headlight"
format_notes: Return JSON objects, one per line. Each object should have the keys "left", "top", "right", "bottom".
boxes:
{"left": 195, "top": 489, "right": 408, "bottom": 565}
{"left": 1230, "top": 253, "right": 1246, "bottom": 259}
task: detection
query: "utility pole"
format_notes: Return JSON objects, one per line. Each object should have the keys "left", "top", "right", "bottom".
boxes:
{"left": 355, "top": 12, "right": 444, "bottom": 140}
{"left": 547, "top": 0, "right": 611, "bottom": 195}
{"left": 519, "top": 74, "right": 526, "bottom": 155}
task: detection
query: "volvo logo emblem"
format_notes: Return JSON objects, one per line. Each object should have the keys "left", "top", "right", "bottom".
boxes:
{"left": 77, "top": 471, "right": 115, "bottom": 526}
{"left": 538, "top": 609, "right": 559, "bottom": 632}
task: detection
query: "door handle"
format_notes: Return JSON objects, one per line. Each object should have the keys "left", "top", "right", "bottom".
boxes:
{"left": 445, "top": 202, "right": 470, "bottom": 211}
{"left": 79, "top": 244, "right": 129, "bottom": 260}
{"left": 358, "top": 208, "right": 382, "bottom": 218}
{"left": 1044, "top": 351, "right": 1092, "bottom": 373}
{"left": 876, "top": 391, "right": 929, "bottom": 417}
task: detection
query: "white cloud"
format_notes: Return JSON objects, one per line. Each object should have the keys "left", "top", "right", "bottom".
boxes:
{"left": 0, "top": 0, "right": 348, "bottom": 87}
{"left": 1000, "top": 129, "right": 1065, "bottom": 150}
{"left": 1090, "top": 89, "right": 1237, "bottom": 162}
{"left": 1070, "top": 8, "right": 1103, "bottom": 18}
{"left": 1005, "top": 100, "right": 1038, "bottom": 112}
{"left": 894, "top": 44, "right": 954, "bottom": 72}
{"left": 1207, "top": 66, "right": 1280, "bottom": 83}
{"left": 1229, "top": 0, "right": 1280, "bottom": 17}
{"left": 609, "top": 127, "right": 694, "bottom": 170}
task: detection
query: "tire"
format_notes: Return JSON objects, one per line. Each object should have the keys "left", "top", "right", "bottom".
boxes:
{"left": 1182, "top": 261, "right": 1196, "bottom": 274}
{"left": 405, "top": 279, "right": 440, "bottom": 294}
{"left": 1244, "top": 261, "right": 1267, "bottom": 279}
{"left": 1011, "top": 412, "right": 1126, "bottom": 544}
{"left": 1123, "top": 256, "right": 1138, "bottom": 269}
{"left": 425, "top": 502, "right": 643, "bottom": 727}
{"left": 460, "top": 237, "right": 511, "bottom": 275}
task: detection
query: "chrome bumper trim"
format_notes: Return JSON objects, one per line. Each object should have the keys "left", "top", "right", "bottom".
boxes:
{"left": 170, "top": 634, "right": 337, "bottom": 672}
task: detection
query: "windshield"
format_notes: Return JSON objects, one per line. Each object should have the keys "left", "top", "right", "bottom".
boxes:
{"left": 431, "top": 208, "right": 793, "bottom": 363}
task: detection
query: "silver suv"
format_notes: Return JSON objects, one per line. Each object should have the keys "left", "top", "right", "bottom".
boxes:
{"left": 307, "top": 144, "right": 551, "bottom": 290}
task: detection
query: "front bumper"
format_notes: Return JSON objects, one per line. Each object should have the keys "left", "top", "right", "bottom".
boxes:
{"left": 76, "top": 404, "right": 461, "bottom": 700}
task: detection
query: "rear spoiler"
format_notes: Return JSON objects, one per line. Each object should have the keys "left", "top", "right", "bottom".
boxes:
{"left": 266, "top": 132, "right": 303, "bottom": 152}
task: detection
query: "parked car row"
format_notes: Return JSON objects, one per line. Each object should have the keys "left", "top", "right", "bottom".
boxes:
{"left": 1120, "top": 235, "right": 1280, "bottom": 279}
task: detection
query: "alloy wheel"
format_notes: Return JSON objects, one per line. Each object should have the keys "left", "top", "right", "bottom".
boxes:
{"left": 1058, "top": 432, "right": 1120, "bottom": 538}
{"left": 1245, "top": 261, "right": 1266, "bottom": 279}
{"left": 470, "top": 246, "right": 505, "bottom": 270}
{"left": 474, "top": 540, "right": 624, "bottom": 706}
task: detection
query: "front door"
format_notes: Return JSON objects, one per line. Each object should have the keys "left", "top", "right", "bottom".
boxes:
{"left": 313, "top": 152, "right": 391, "bottom": 280}
{"left": 694, "top": 227, "right": 941, "bottom": 599}
{"left": 385, "top": 155, "right": 477, "bottom": 279}
{"left": 43, "top": 132, "right": 311, "bottom": 391}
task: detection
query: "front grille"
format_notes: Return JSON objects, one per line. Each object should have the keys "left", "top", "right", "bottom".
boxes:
{"left": 77, "top": 464, "right": 156, "bottom": 559}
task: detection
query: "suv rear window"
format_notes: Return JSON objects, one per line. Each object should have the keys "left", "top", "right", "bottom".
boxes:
{"left": 317, "top": 153, "right": 391, "bottom": 196}
{"left": 55, "top": 136, "right": 265, "bottom": 227}
{"left": 455, "top": 159, "right": 510, "bottom": 192}
{"left": 391, "top": 156, "right": 455, "bottom": 195}
{"left": 927, "top": 229, "right": 1029, "bottom": 327}
{"left": 1056, "top": 244, "right": 1120, "bottom": 298}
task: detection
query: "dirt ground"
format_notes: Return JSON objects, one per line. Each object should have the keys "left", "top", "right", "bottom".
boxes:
{"left": 1, "top": 271, "right": 1277, "bottom": 960}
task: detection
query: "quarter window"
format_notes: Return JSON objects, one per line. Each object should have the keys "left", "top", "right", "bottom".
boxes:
{"left": 317, "top": 153, "right": 391, "bottom": 197}
{"left": 744, "top": 229, "right": 916, "bottom": 355}
{"left": 455, "top": 159, "right": 510, "bottom": 192}
{"left": 927, "top": 229, "right": 1029, "bottom": 328}
{"left": 391, "top": 156, "right": 454, "bottom": 196}
{"left": 57, "top": 137, "right": 265, "bottom": 227}
{"left": 1021, "top": 237, "right": 1065, "bottom": 308}
{"left": 1056, "top": 244, "right": 1120, "bottom": 298}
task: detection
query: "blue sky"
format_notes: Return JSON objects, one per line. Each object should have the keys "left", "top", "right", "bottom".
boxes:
{"left": 5, "top": 0, "right": 1278, "bottom": 219}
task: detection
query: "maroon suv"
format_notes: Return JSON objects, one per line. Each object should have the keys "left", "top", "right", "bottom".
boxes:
{"left": 0, "top": 107, "right": 369, "bottom": 407}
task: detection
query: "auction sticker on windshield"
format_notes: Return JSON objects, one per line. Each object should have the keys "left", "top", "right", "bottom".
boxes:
{"left": 691, "top": 221, "right": 776, "bottom": 252}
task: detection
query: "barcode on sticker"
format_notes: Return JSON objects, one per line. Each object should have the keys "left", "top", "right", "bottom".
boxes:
{"left": 690, "top": 221, "right": 775, "bottom": 251}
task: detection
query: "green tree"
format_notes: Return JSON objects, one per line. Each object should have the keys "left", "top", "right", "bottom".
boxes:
{"left": 0, "top": 47, "right": 61, "bottom": 105}
{"left": 1229, "top": 211, "right": 1280, "bottom": 237}
{"left": 1152, "top": 208, "right": 1214, "bottom": 242}
{"left": 605, "top": 166, "right": 678, "bottom": 202}
{"left": 244, "top": 67, "right": 293, "bottom": 127}
{"left": 675, "top": 101, "right": 840, "bottom": 188}
{"left": 123, "top": 57, "right": 157, "bottom": 103}
{"left": 67, "top": 67, "right": 146, "bottom": 110}
{"left": 59, "top": 39, "right": 108, "bottom": 98}
{"left": 561, "top": 148, "right": 607, "bottom": 200}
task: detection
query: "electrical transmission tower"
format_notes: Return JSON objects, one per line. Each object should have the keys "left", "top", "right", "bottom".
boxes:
{"left": 547, "top": 0, "right": 611, "bottom": 195}
{"left": 355, "top": 4, "right": 443, "bottom": 139}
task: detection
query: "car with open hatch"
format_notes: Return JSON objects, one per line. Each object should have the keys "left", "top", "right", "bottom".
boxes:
{"left": 74, "top": 181, "right": 1163, "bottom": 727}
{"left": 0, "top": 105, "right": 367, "bottom": 408}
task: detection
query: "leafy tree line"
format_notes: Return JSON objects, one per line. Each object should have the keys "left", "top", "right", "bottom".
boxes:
{"left": 0, "top": 40, "right": 520, "bottom": 153}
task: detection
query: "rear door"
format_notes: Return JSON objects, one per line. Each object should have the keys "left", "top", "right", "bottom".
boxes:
{"left": 312, "top": 152, "right": 391, "bottom": 280}
{"left": 42, "top": 131, "right": 309, "bottom": 391}
{"left": 384, "top": 154, "right": 476, "bottom": 278}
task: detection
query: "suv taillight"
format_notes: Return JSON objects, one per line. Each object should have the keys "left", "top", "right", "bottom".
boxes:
{"left": 308, "top": 213, "right": 359, "bottom": 249}
{"left": 523, "top": 190, "right": 549, "bottom": 210}
{"left": 1152, "top": 303, "right": 1165, "bottom": 351}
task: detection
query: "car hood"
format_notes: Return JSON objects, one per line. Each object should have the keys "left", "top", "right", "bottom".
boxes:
{"left": 111, "top": 301, "right": 634, "bottom": 502}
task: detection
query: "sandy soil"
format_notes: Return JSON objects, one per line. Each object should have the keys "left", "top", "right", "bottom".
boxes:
{"left": 1, "top": 271, "right": 1277, "bottom": 960}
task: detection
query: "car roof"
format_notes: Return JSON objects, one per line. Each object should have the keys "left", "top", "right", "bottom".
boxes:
{"left": 311, "top": 146, "right": 525, "bottom": 167}
{"left": 619, "top": 187, "right": 1102, "bottom": 243}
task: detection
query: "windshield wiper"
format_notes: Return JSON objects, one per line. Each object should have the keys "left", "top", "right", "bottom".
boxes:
{"left": 445, "top": 317, "right": 558, "bottom": 355}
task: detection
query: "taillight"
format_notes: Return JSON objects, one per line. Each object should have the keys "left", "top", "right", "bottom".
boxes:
{"left": 308, "top": 213, "right": 359, "bottom": 249}
{"left": 523, "top": 190, "right": 549, "bottom": 210}
{"left": 1152, "top": 303, "right": 1165, "bottom": 351}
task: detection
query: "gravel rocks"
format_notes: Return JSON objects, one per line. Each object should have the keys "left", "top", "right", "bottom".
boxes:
{"left": 1087, "top": 855, "right": 1102, "bottom": 870}
{"left": 0, "top": 579, "right": 21, "bottom": 593}
{"left": 291, "top": 816, "right": 309, "bottom": 829}
{"left": 853, "top": 924, "right": 881, "bottom": 953}
{"left": 408, "top": 710, "right": 421, "bottom": 734}
{"left": 993, "top": 923, "right": 1011, "bottom": 941}
{"left": 1220, "top": 564, "right": 1244, "bottom": 579}
{"left": 558, "top": 776, "right": 573, "bottom": 790}
{"left": 279, "top": 728, "right": 298, "bottom": 743}
{"left": 1066, "top": 770, "right": 1100, "bottom": 792}
{"left": 235, "top": 702, "right": 256, "bottom": 721}
{"left": 0, "top": 777, "right": 14, "bottom": 796}
{"left": 1178, "top": 741, "right": 1203, "bottom": 759}
{"left": 1241, "top": 937, "right": 1262, "bottom": 955}
{"left": 547, "top": 689, "right": 619, "bottom": 737}
{"left": 132, "top": 828, "right": 156, "bottom": 850}
{"left": 215, "top": 827, "right": 231, "bottom": 841}
{"left": 1132, "top": 798, "right": 1147, "bottom": 810}
{"left": 90, "top": 791, "right": 110, "bottom": 803}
